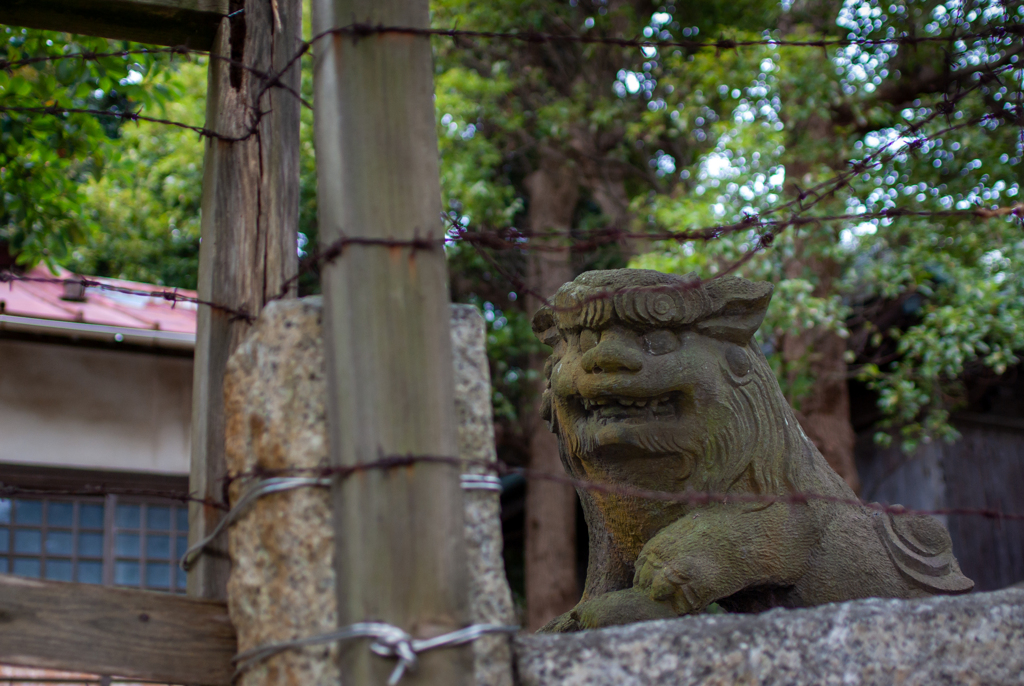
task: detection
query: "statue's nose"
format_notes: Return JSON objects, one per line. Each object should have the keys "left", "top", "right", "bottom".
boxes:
{"left": 581, "top": 331, "right": 643, "bottom": 373}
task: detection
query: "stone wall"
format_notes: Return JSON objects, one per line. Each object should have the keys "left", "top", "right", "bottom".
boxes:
{"left": 515, "top": 588, "right": 1024, "bottom": 686}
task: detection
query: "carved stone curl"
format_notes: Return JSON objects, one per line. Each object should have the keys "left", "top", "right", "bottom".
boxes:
{"left": 532, "top": 269, "right": 973, "bottom": 632}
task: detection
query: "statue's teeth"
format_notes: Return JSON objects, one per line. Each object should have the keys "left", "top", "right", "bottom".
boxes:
{"left": 619, "top": 398, "right": 634, "bottom": 406}
{"left": 634, "top": 399, "right": 647, "bottom": 407}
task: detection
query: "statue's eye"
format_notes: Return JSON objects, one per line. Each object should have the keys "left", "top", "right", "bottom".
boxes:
{"left": 579, "top": 329, "right": 599, "bottom": 352}
{"left": 726, "top": 345, "right": 752, "bottom": 376}
{"left": 643, "top": 330, "right": 680, "bottom": 355}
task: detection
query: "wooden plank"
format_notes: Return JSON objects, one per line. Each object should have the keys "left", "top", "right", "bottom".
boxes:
{"left": 0, "top": 573, "right": 234, "bottom": 685}
{"left": 188, "top": 0, "right": 299, "bottom": 600}
{"left": 310, "top": 0, "right": 473, "bottom": 683}
{"left": 258, "top": 0, "right": 300, "bottom": 300}
{"left": 188, "top": 16, "right": 258, "bottom": 602}
{"left": 0, "top": 0, "right": 227, "bottom": 49}
{"left": 943, "top": 424, "right": 1024, "bottom": 591}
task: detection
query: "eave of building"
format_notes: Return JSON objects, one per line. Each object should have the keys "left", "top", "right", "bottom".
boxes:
{"left": 0, "top": 265, "right": 197, "bottom": 352}
{"left": 0, "top": 313, "right": 195, "bottom": 350}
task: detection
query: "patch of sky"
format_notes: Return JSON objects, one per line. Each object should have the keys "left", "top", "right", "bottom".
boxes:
{"left": 119, "top": 69, "right": 144, "bottom": 86}
{"left": 481, "top": 301, "right": 508, "bottom": 330}
{"left": 652, "top": 150, "right": 676, "bottom": 176}
{"left": 835, "top": 0, "right": 898, "bottom": 95}
{"left": 840, "top": 221, "right": 879, "bottom": 251}
{"left": 440, "top": 113, "right": 460, "bottom": 137}
{"left": 624, "top": 72, "right": 640, "bottom": 94}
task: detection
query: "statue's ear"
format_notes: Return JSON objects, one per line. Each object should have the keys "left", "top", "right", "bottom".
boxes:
{"left": 697, "top": 279, "right": 773, "bottom": 344}
{"left": 532, "top": 306, "right": 561, "bottom": 347}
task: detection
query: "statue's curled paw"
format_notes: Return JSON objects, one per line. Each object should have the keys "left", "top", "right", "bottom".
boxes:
{"left": 569, "top": 588, "right": 676, "bottom": 630}
{"left": 537, "top": 609, "right": 581, "bottom": 633}
{"left": 633, "top": 545, "right": 708, "bottom": 614}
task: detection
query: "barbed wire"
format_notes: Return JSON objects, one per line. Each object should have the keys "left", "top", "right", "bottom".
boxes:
{"left": 447, "top": 203, "right": 1024, "bottom": 253}
{"left": 4, "top": 192, "right": 1021, "bottom": 322}
{"left": 0, "top": 45, "right": 194, "bottom": 71}
{"left": 0, "top": 481, "right": 227, "bottom": 510}
{"left": 0, "top": 271, "right": 255, "bottom": 322}
{"left": 315, "top": 21, "right": 1024, "bottom": 52}
{"left": 1, "top": 12, "right": 1021, "bottom": 341}
{"left": 5, "top": 19, "right": 1022, "bottom": 78}
{"left": 2, "top": 456, "right": 1020, "bottom": 587}
{"left": 0, "top": 43, "right": 312, "bottom": 110}
{"left": 0, "top": 15, "right": 1019, "bottom": 141}
{"left": 274, "top": 88, "right": 1019, "bottom": 302}
{"left": 0, "top": 105, "right": 261, "bottom": 141}
{"left": 1, "top": 91, "right": 1017, "bottom": 301}
{"left": 215, "top": 453, "right": 1024, "bottom": 522}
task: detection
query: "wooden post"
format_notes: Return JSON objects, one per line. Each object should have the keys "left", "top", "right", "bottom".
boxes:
{"left": 0, "top": 0, "right": 227, "bottom": 48}
{"left": 188, "top": 0, "right": 300, "bottom": 599}
{"left": 310, "top": 1, "right": 472, "bottom": 684}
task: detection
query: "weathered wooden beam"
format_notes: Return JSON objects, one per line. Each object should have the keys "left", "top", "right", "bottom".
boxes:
{"left": 188, "top": 0, "right": 299, "bottom": 600}
{"left": 311, "top": 0, "right": 473, "bottom": 683}
{"left": 259, "top": 0, "right": 301, "bottom": 301}
{"left": 0, "top": 573, "right": 234, "bottom": 685}
{"left": 0, "top": 0, "right": 227, "bottom": 49}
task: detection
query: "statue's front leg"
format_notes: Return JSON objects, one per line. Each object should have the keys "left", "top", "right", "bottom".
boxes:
{"left": 537, "top": 610, "right": 581, "bottom": 633}
{"left": 632, "top": 504, "right": 806, "bottom": 615}
{"left": 539, "top": 588, "right": 677, "bottom": 632}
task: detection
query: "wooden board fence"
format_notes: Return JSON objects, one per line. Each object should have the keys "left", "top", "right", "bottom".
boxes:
{"left": 0, "top": 574, "right": 234, "bottom": 685}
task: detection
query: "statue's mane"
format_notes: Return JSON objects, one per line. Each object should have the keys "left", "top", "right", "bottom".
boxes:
{"left": 693, "top": 346, "right": 802, "bottom": 496}
{"left": 540, "top": 270, "right": 773, "bottom": 336}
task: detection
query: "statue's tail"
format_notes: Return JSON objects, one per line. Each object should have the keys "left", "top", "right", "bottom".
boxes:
{"left": 872, "top": 510, "right": 974, "bottom": 594}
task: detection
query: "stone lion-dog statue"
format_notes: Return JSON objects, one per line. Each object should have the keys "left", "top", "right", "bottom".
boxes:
{"left": 531, "top": 269, "right": 973, "bottom": 632}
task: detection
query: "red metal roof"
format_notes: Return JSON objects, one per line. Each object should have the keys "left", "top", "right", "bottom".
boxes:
{"left": 0, "top": 265, "right": 196, "bottom": 345}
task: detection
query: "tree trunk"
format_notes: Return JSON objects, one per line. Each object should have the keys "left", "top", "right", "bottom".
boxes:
{"left": 570, "top": 128, "right": 647, "bottom": 258}
{"left": 523, "top": 149, "right": 580, "bottom": 631}
{"left": 781, "top": 254, "right": 860, "bottom": 492}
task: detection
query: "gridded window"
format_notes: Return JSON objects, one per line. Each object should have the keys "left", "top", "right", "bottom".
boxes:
{"left": 112, "top": 501, "right": 189, "bottom": 592}
{"left": 0, "top": 495, "right": 189, "bottom": 592}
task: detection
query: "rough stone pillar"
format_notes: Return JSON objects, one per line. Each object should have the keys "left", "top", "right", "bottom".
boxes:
{"left": 224, "top": 298, "right": 515, "bottom": 685}
{"left": 451, "top": 305, "right": 517, "bottom": 686}
{"left": 224, "top": 297, "right": 337, "bottom": 685}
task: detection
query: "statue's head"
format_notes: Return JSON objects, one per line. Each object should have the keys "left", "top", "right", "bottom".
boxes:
{"left": 533, "top": 269, "right": 793, "bottom": 495}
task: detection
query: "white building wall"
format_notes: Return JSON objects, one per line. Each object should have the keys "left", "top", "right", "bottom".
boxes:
{"left": 0, "top": 339, "right": 192, "bottom": 475}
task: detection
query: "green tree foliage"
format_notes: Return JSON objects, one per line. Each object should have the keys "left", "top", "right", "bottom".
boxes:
{"left": 631, "top": 0, "right": 1024, "bottom": 450}
{"left": 6, "top": 0, "right": 1021, "bottom": 452}
{"left": 433, "top": 0, "right": 1024, "bottom": 451}
{"left": 67, "top": 59, "right": 206, "bottom": 288}
{"left": 0, "top": 28, "right": 177, "bottom": 268}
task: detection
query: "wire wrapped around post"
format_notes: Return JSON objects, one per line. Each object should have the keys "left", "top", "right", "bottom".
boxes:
{"left": 232, "top": 622, "right": 519, "bottom": 685}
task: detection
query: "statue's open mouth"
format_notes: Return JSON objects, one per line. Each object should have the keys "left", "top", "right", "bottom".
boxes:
{"left": 576, "top": 393, "right": 680, "bottom": 421}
